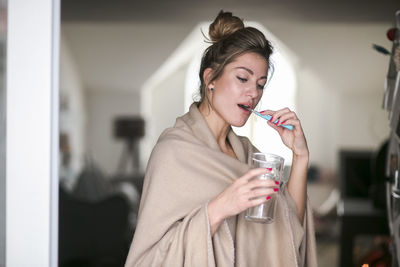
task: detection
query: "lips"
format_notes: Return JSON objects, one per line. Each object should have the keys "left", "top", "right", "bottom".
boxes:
{"left": 238, "top": 103, "right": 252, "bottom": 111}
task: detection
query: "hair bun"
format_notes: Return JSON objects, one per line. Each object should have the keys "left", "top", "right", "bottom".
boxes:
{"left": 208, "top": 10, "right": 244, "bottom": 43}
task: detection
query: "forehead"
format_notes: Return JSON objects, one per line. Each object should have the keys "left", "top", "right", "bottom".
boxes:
{"left": 228, "top": 52, "right": 268, "bottom": 75}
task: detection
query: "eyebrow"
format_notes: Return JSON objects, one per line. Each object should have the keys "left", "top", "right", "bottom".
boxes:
{"left": 235, "top": 67, "right": 268, "bottom": 80}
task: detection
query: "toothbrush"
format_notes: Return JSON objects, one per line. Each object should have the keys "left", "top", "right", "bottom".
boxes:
{"left": 238, "top": 104, "right": 294, "bottom": 131}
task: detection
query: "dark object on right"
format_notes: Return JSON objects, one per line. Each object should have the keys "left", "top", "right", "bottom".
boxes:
{"left": 339, "top": 149, "right": 373, "bottom": 199}
{"left": 382, "top": 9, "right": 400, "bottom": 267}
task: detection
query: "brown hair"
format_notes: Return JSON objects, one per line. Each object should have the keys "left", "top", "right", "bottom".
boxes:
{"left": 198, "top": 10, "right": 274, "bottom": 105}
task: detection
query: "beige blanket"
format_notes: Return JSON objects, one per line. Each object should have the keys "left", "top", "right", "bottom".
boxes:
{"left": 125, "top": 103, "right": 318, "bottom": 267}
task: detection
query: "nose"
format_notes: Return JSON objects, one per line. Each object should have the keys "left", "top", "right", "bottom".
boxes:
{"left": 246, "top": 83, "right": 259, "bottom": 99}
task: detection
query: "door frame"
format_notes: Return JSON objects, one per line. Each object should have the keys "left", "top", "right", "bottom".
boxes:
{"left": 6, "top": 0, "right": 60, "bottom": 266}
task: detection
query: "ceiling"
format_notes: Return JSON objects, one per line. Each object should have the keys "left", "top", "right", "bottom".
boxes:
{"left": 62, "top": 0, "right": 399, "bottom": 23}
{"left": 60, "top": 0, "right": 400, "bottom": 93}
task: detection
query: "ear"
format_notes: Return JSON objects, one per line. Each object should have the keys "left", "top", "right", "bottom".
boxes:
{"left": 203, "top": 68, "right": 215, "bottom": 88}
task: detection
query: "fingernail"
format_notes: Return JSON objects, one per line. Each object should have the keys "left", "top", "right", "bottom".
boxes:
{"left": 266, "top": 168, "right": 272, "bottom": 172}
{"left": 270, "top": 117, "right": 274, "bottom": 122}
{"left": 275, "top": 181, "right": 279, "bottom": 185}
{"left": 266, "top": 196, "right": 271, "bottom": 200}
{"left": 274, "top": 188, "right": 279, "bottom": 192}
{"left": 282, "top": 120, "right": 287, "bottom": 124}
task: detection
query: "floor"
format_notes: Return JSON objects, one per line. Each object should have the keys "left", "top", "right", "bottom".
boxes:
{"left": 317, "top": 237, "right": 339, "bottom": 266}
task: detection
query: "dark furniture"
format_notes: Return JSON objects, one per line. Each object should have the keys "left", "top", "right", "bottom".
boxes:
{"left": 338, "top": 149, "right": 390, "bottom": 266}
{"left": 59, "top": 187, "right": 131, "bottom": 267}
{"left": 339, "top": 150, "right": 373, "bottom": 199}
{"left": 338, "top": 198, "right": 389, "bottom": 267}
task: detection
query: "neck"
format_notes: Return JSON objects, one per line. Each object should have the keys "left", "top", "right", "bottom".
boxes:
{"left": 198, "top": 102, "right": 231, "bottom": 150}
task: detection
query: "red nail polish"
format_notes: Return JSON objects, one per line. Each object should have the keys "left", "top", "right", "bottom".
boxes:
{"left": 282, "top": 120, "right": 287, "bottom": 124}
{"left": 266, "top": 196, "right": 271, "bottom": 200}
{"left": 266, "top": 168, "right": 272, "bottom": 171}
{"left": 274, "top": 188, "right": 279, "bottom": 192}
{"left": 275, "top": 181, "right": 279, "bottom": 185}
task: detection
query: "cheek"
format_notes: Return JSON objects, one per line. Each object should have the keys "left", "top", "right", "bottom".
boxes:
{"left": 214, "top": 92, "right": 233, "bottom": 109}
{"left": 214, "top": 84, "right": 235, "bottom": 101}
{"left": 256, "top": 91, "right": 263, "bottom": 103}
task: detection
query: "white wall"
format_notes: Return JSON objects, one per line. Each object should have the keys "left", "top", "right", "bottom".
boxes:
{"left": 296, "top": 68, "right": 390, "bottom": 170}
{"left": 297, "top": 71, "right": 390, "bottom": 170}
{"left": 152, "top": 64, "right": 187, "bottom": 144}
{"left": 296, "top": 68, "right": 339, "bottom": 169}
{"left": 86, "top": 89, "right": 141, "bottom": 176}
{"left": 140, "top": 63, "right": 188, "bottom": 169}
{"left": 337, "top": 91, "right": 389, "bottom": 148}
{"left": 59, "top": 35, "right": 87, "bottom": 187}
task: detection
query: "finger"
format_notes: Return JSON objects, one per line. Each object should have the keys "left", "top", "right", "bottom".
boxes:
{"left": 278, "top": 118, "right": 301, "bottom": 130}
{"left": 248, "top": 195, "right": 273, "bottom": 208}
{"left": 249, "top": 178, "right": 279, "bottom": 189}
{"left": 259, "top": 109, "right": 274, "bottom": 115}
{"left": 260, "top": 110, "right": 278, "bottom": 123}
{"left": 275, "top": 112, "right": 297, "bottom": 126}
{"left": 273, "top": 107, "right": 291, "bottom": 116}
{"left": 267, "top": 120, "right": 284, "bottom": 135}
{"left": 241, "top": 168, "right": 270, "bottom": 182}
{"left": 271, "top": 107, "right": 292, "bottom": 123}
{"left": 248, "top": 187, "right": 278, "bottom": 200}
{"left": 259, "top": 110, "right": 277, "bottom": 123}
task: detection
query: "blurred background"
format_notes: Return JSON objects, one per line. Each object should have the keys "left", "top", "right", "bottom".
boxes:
{"left": 13, "top": 0, "right": 398, "bottom": 266}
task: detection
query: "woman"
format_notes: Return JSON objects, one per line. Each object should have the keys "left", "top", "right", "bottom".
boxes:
{"left": 125, "top": 11, "right": 317, "bottom": 267}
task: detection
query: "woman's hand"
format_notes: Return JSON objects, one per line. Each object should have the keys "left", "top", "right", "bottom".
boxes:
{"left": 208, "top": 168, "right": 279, "bottom": 235}
{"left": 260, "top": 108, "right": 308, "bottom": 157}
{"left": 262, "top": 108, "right": 309, "bottom": 221}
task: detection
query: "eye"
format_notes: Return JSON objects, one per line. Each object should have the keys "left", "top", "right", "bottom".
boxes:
{"left": 237, "top": 76, "right": 247, "bottom": 83}
{"left": 257, "top": 84, "right": 265, "bottom": 90}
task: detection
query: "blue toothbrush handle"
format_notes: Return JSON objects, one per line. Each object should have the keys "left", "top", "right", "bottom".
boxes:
{"left": 254, "top": 112, "right": 294, "bottom": 131}
{"left": 280, "top": 124, "right": 294, "bottom": 131}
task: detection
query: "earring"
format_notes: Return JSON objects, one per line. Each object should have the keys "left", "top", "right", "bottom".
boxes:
{"left": 210, "top": 87, "right": 214, "bottom": 91}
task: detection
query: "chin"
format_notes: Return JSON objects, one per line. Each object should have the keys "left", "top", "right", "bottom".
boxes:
{"left": 230, "top": 120, "right": 247, "bottom": 128}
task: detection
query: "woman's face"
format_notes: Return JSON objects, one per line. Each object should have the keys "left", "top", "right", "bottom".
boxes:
{"left": 207, "top": 52, "right": 268, "bottom": 127}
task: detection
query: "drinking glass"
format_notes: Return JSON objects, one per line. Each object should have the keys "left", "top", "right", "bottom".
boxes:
{"left": 245, "top": 152, "right": 284, "bottom": 224}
